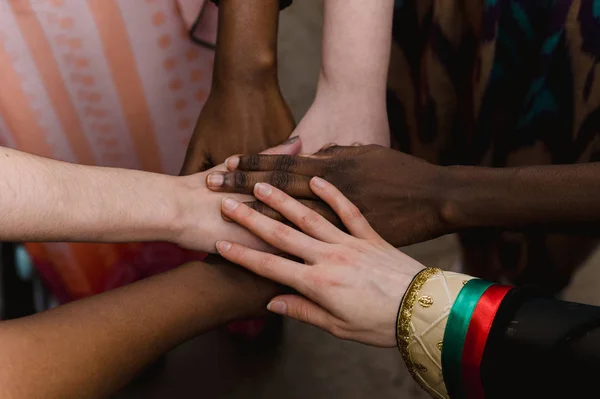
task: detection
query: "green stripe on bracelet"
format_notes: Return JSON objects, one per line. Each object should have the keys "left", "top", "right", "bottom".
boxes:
{"left": 442, "top": 279, "right": 493, "bottom": 399}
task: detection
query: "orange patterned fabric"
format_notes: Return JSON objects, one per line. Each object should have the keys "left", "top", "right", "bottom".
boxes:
{"left": 0, "top": 0, "right": 217, "bottom": 301}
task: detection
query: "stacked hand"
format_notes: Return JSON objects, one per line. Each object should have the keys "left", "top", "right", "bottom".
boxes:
{"left": 215, "top": 177, "right": 424, "bottom": 347}
{"left": 180, "top": 82, "right": 295, "bottom": 175}
{"left": 289, "top": 82, "right": 390, "bottom": 154}
{"left": 172, "top": 139, "right": 302, "bottom": 254}
{"left": 206, "top": 145, "right": 454, "bottom": 248}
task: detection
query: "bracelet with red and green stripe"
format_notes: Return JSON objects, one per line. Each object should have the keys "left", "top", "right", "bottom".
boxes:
{"left": 441, "top": 279, "right": 513, "bottom": 399}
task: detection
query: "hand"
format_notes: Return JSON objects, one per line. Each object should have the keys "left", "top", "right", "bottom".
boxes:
{"left": 199, "top": 255, "right": 282, "bottom": 320}
{"left": 215, "top": 177, "right": 424, "bottom": 347}
{"left": 290, "top": 83, "right": 390, "bottom": 154}
{"left": 170, "top": 139, "right": 302, "bottom": 253}
{"left": 206, "top": 145, "right": 454, "bottom": 247}
{"left": 180, "top": 83, "right": 295, "bottom": 174}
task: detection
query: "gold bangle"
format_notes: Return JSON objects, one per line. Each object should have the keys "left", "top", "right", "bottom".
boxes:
{"left": 397, "top": 268, "right": 442, "bottom": 379}
{"left": 397, "top": 267, "right": 475, "bottom": 399}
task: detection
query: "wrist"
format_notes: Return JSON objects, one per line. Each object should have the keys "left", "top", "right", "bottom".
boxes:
{"left": 213, "top": 50, "right": 278, "bottom": 89}
{"left": 159, "top": 175, "right": 201, "bottom": 245}
{"left": 440, "top": 165, "right": 510, "bottom": 231}
{"left": 213, "top": 0, "right": 279, "bottom": 88}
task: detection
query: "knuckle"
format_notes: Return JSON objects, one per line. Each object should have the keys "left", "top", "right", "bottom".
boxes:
{"left": 272, "top": 223, "right": 293, "bottom": 242}
{"left": 240, "top": 155, "right": 260, "bottom": 171}
{"left": 295, "top": 304, "right": 312, "bottom": 324}
{"left": 233, "top": 171, "right": 248, "bottom": 188}
{"left": 342, "top": 203, "right": 363, "bottom": 221}
{"left": 259, "top": 254, "right": 278, "bottom": 273}
{"left": 234, "top": 203, "right": 255, "bottom": 221}
{"left": 269, "top": 171, "right": 292, "bottom": 190}
{"left": 325, "top": 250, "right": 350, "bottom": 264}
{"left": 300, "top": 211, "right": 322, "bottom": 230}
{"left": 273, "top": 155, "right": 296, "bottom": 171}
{"left": 224, "top": 171, "right": 249, "bottom": 189}
{"left": 309, "top": 271, "right": 340, "bottom": 289}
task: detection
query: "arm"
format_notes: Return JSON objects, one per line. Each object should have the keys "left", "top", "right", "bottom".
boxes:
{"left": 207, "top": 146, "right": 600, "bottom": 247}
{"left": 0, "top": 146, "right": 177, "bottom": 243}
{"left": 444, "top": 163, "right": 600, "bottom": 233}
{"left": 213, "top": 176, "right": 600, "bottom": 399}
{"left": 291, "top": 0, "right": 393, "bottom": 154}
{"left": 0, "top": 140, "right": 301, "bottom": 253}
{"left": 180, "top": 0, "right": 294, "bottom": 174}
{"left": 0, "top": 256, "right": 277, "bottom": 399}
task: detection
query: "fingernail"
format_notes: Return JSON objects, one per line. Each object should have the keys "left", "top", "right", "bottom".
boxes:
{"left": 225, "top": 156, "right": 240, "bottom": 170}
{"left": 206, "top": 173, "right": 224, "bottom": 187}
{"left": 222, "top": 197, "right": 240, "bottom": 211}
{"left": 283, "top": 136, "right": 300, "bottom": 145}
{"left": 216, "top": 240, "right": 232, "bottom": 253}
{"left": 267, "top": 301, "right": 287, "bottom": 315}
{"left": 254, "top": 182, "right": 272, "bottom": 197}
{"left": 311, "top": 176, "right": 326, "bottom": 188}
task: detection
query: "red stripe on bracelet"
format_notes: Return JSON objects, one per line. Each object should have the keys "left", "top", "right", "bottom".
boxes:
{"left": 461, "top": 284, "right": 512, "bottom": 399}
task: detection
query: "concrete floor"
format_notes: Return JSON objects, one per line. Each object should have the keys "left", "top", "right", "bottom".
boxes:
{"left": 115, "top": 1, "right": 600, "bottom": 397}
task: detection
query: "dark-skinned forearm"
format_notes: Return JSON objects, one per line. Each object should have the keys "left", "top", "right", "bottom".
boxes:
{"left": 0, "top": 259, "right": 273, "bottom": 399}
{"left": 445, "top": 163, "right": 600, "bottom": 234}
{"left": 212, "top": 0, "right": 280, "bottom": 87}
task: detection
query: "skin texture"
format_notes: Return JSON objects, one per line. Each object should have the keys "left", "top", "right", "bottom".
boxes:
{"left": 180, "top": 0, "right": 294, "bottom": 174}
{"left": 215, "top": 178, "right": 424, "bottom": 347}
{"left": 291, "top": 0, "right": 393, "bottom": 153}
{"left": 0, "top": 256, "right": 278, "bottom": 399}
{"left": 207, "top": 145, "right": 600, "bottom": 247}
{"left": 0, "top": 140, "right": 300, "bottom": 253}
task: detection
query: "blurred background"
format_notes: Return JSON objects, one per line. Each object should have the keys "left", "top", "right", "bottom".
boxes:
{"left": 113, "top": 1, "right": 600, "bottom": 398}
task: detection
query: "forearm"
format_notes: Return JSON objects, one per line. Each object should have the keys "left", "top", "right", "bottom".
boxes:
{"left": 0, "top": 258, "right": 272, "bottom": 399}
{"left": 445, "top": 162, "right": 600, "bottom": 233}
{"left": 0, "top": 147, "right": 179, "bottom": 242}
{"left": 212, "top": 0, "right": 280, "bottom": 87}
{"left": 319, "top": 0, "right": 394, "bottom": 98}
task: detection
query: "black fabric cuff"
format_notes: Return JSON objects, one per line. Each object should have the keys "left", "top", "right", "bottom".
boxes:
{"left": 481, "top": 286, "right": 600, "bottom": 399}
{"left": 210, "top": 0, "right": 293, "bottom": 10}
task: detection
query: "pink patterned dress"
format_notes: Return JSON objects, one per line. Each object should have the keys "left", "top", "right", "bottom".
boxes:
{"left": 0, "top": 0, "right": 217, "bottom": 302}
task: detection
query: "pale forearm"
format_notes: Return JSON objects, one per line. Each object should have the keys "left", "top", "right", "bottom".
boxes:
{"left": 319, "top": 0, "right": 394, "bottom": 97}
{"left": 0, "top": 259, "right": 274, "bottom": 399}
{"left": 0, "top": 147, "right": 179, "bottom": 243}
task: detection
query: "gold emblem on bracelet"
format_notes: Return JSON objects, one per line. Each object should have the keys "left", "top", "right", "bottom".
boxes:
{"left": 418, "top": 295, "right": 434, "bottom": 308}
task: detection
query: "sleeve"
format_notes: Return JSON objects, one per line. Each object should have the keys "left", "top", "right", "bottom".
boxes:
{"left": 396, "top": 268, "right": 600, "bottom": 399}
{"left": 210, "top": 0, "right": 293, "bottom": 10}
{"left": 481, "top": 288, "right": 600, "bottom": 399}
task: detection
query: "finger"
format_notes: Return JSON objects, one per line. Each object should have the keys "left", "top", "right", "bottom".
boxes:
{"left": 216, "top": 241, "right": 305, "bottom": 290}
{"left": 260, "top": 136, "right": 302, "bottom": 155}
{"left": 267, "top": 295, "right": 341, "bottom": 336}
{"left": 227, "top": 145, "right": 375, "bottom": 174}
{"left": 245, "top": 200, "right": 343, "bottom": 229}
{"left": 312, "top": 144, "right": 373, "bottom": 157}
{"left": 310, "top": 177, "right": 379, "bottom": 240}
{"left": 206, "top": 171, "right": 316, "bottom": 198}
{"left": 227, "top": 154, "right": 325, "bottom": 175}
{"left": 220, "top": 197, "right": 326, "bottom": 262}
{"left": 253, "top": 183, "right": 346, "bottom": 243}
{"left": 223, "top": 137, "right": 303, "bottom": 171}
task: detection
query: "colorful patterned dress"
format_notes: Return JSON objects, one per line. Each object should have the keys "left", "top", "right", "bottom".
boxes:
{"left": 387, "top": 0, "right": 600, "bottom": 292}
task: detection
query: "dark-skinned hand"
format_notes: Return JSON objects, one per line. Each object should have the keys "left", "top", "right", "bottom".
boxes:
{"left": 180, "top": 84, "right": 295, "bottom": 174}
{"left": 205, "top": 145, "right": 454, "bottom": 247}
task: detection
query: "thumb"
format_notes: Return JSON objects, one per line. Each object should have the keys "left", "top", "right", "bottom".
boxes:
{"left": 260, "top": 136, "right": 302, "bottom": 155}
{"left": 267, "top": 294, "right": 339, "bottom": 335}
